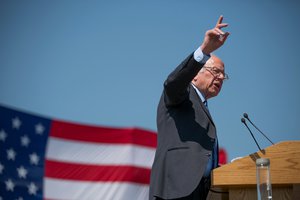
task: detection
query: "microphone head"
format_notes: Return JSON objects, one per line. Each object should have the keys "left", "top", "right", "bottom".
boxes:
{"left": 241, "top": 118, "right": 246, "bottom": 123}
{"left": 243, "top": 113, "right": 248, "bottom": 119}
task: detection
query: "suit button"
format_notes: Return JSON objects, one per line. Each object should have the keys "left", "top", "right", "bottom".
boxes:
{"left": 206, "top": 153, "right": 211, "bottom": 156}
{"left": 211, "top": 138, "right": 215, "bottom": 142}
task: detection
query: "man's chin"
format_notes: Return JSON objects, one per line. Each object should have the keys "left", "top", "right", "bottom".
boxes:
{"left": 208, "top": 91, "right": 220, "bottom": 99}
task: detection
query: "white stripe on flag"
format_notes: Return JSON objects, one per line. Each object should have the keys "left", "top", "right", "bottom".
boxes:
{"left": 46, "top": 137, "right": 155, "bottom": 168}
{"left": 44, "top": 178, "right": 149, "bottom": 200}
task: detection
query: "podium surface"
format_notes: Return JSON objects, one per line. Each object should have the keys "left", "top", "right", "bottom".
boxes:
{"left": 209, "top": 141, "right": 300, "bottom": 200}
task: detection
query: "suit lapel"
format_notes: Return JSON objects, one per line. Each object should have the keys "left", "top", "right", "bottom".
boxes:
{"left": 200, "top": 99, "right": 215, "bottom": 126}
{"left": 190, "top": 85, "right": 215, "bottom": 126}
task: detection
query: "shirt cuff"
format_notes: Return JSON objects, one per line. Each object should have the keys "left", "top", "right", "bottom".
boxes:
{"left": 193, "top": 47, "right": 211, "bottom": 64}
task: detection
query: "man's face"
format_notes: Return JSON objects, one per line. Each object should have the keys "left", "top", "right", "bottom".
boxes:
{"left": 193, "top": 56, "right": 226, "bottom": 99}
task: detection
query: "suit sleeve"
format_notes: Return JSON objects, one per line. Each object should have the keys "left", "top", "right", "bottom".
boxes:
{"left": 163, "top": 53, "right": 205, "bottom": 106}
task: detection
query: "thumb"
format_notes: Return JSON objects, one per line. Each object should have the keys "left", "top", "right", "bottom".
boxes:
{"left": 220, "top": 32, "right": 230, "bottom": 43}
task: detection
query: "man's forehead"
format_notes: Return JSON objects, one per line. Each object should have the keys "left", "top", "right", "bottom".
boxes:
{"left": 206, "top": 58, "right": 215, "bottom": 66}
{"left": 206, "top": 57, "right": 224, "bottom": 70}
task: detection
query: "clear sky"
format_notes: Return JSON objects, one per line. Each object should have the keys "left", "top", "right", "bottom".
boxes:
{"left": 1, "top": 0, "right": 300, "bottom": 161}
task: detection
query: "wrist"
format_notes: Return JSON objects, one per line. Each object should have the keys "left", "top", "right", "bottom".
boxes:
{"left": 194, "top": 46, "right": 211, "bottom": 64}
{"left": 200, "top": 45, "right": 211, "bottom": 55}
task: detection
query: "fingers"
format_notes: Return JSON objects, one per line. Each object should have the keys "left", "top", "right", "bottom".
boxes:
{"left": 211, "top": 28, "right": 228, "bottom": 37}
{"left": 215, "top": 28, "right": 225, "bottom": 35}
{"left": 217, "top": 23, "right": 228, "bottom": 29}
{"left": 200, "top": 16, "right": 230, "bottom": 54}
{"left": 214, "top": 15, "right": 229, "bottom": 41}
{"left": 209, "top": 29, "right": 230, "bottom": 42}
{"left": 216, "top": 15, "right": 223, "bottom": 26}
{"left": 219, "top": 32, "right": 230, "bottom": 43}
{"left": 215, "top": 15, "right": 228, "bottom": 29}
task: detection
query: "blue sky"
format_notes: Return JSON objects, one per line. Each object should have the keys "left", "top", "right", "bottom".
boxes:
{"left": 1, "top": 0, "right": 300, "bottom": 160}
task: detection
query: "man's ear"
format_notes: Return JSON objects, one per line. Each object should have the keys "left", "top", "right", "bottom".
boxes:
{"left": 192, "top": 77, "right": 197, "bottom": 83}
{"left": 193, "top": 72, "right": 201, "bottom": 83}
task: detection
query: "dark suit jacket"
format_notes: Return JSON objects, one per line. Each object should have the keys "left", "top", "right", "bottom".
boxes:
{"left": 149, "top": 53, "right": 218, "bottom": 199}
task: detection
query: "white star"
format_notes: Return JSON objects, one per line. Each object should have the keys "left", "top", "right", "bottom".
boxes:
{"left": 29, "top": 152, "right": 39, "bottom": 165}
{"left": 0, "top": 129, "right": 7, "bottom": 141}
{"left": 7, "top": 148, "right": 16, "bottom": 161}
{"left": 28, "top": 182, "right": 38, "bottom": 195}
{"left": 12, "top": 117, "right": 22, "bottom": 129}
{"left": 17, "top": 166, "right": 28, "bottom": 179}
{"left": 16, "top": 197, "right": 23, "bottom": 200}
{"left": 0, "top": 163, "right": 4, "bottom": 174}
{"left": 20, "top": 135, "right": 30, "bottom": 147}
{"left": 5, "top": 179, "right": 15, "bottom": 191}
{"left": 35, "top": 123, "right": 45, "bottom": 135}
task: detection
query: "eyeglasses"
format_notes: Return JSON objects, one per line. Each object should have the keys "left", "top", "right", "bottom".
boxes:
{"left": 203, "top": 66, "right": 229, "bottom": 81}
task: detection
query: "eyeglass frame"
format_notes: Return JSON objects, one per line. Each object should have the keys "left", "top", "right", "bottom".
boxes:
{"left": 203, "top": 66, "right": 229, "bottom": 81}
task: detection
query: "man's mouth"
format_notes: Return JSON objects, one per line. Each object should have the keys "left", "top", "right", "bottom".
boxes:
{"left": 213, "top": 82, "right": 221, "bottom": 90}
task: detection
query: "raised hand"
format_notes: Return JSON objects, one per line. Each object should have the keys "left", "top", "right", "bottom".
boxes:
{"left": 200, "top": 15, "right": 230, "bottom": 55}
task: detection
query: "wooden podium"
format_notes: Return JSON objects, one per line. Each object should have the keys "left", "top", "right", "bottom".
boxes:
{"left": 207, "top": 141, "right": 300, "bottom": 200}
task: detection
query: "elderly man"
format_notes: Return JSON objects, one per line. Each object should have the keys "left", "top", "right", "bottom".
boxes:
{"left": 149, "top": 16, "right": 230, "bottom": 200}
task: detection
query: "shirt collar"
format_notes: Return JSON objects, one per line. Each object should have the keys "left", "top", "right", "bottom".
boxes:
{"left": 191, "top": 83, "right": 206, "bottom": 103}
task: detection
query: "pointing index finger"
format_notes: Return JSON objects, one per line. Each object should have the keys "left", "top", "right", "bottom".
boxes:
{"left": 216, "top": 15, "right": 223, "bottom": 26}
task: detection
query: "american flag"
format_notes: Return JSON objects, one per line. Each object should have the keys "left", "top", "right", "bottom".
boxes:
{"left": 0, "top": 105, "right": 157, "bottom": 200}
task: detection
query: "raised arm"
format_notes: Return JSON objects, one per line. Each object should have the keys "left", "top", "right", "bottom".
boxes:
{"left": 164, "top": 16, "right": 230, "bottom": 106}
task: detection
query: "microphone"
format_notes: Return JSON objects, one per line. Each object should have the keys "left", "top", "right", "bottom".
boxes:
{"left": 243, "top": 113, "right": 274, "bottom": 145}
{"left": 241, "top": 118, "right": 262, "bottom": 151}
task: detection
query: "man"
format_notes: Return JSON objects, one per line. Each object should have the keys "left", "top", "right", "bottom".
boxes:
{"left": 149, "top": 16, "right": 230, "bottom": 200}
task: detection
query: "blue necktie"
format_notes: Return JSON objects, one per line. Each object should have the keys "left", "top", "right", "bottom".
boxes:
{"left": 203, "top": 100, "right": 208, "bottom": 108}
{"left": 203, "top": 100, "right": 218, "bottom": 177}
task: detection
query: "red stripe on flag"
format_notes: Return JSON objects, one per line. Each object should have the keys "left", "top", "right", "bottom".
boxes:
{"left": 45, "top": 160, "right": 151, "bottom": 184}
{"left": 50, "top": 120, "right": 157, "bottom": 148}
